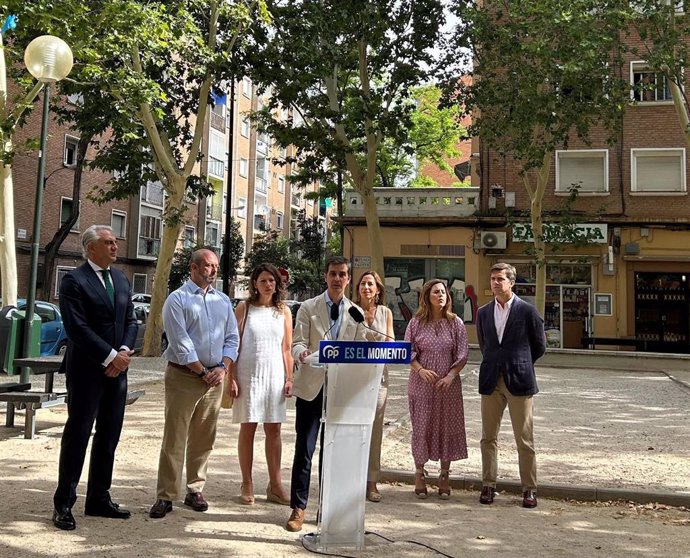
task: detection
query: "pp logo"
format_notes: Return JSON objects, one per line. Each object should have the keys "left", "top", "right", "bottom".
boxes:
{"left": 322, "top": 345, "right": 340, "bottom": 359}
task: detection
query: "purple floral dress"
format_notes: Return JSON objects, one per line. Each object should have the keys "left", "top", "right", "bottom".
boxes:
{"left": 405, "top": 316, "right": 469, "bottom": 465}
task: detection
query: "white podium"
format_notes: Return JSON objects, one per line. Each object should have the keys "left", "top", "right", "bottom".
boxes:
{"left": 312, "top": 361, "right": 384, "bottom": 550}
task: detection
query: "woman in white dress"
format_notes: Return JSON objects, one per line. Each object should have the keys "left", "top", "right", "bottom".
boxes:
{"left": 355, "top": 270, "right": 395, "bottom": 502}
{"left": 231, "top": 263, "right": 293, "bottom": 505}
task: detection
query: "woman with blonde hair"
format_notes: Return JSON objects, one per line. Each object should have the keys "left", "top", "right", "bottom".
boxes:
{"left": 231, "top": 263, "right": 293, "bottom": 505}
{"left": 404, "top": 279, "right": 469, "bottom": 499}
{"left": 355, "top": 270, "right": 395, "bottom": 503}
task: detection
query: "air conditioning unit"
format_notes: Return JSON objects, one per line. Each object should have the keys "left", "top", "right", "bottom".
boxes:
{"left": 480, "top": 231, "right": 507, "bottom": 250}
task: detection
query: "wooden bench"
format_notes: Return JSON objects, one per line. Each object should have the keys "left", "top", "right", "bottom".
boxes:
{"left": 2, "top": 356, "right": 146, "bottom": 439}
{"left": 581, "top": 337, "right": 650, "bottom": 351}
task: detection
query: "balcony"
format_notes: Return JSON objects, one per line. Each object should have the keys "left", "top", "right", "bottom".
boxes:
{"left": 206, "top": 199, "right": 222, "bottom": 221}
{"left": 208, "top": 156, "right": 225, "bottom": 178}
{"left": 210, "top": 111, "right": 225, "bottom": 131}
{"left": 344, "top": 187, "right": 480, "bottom": 219}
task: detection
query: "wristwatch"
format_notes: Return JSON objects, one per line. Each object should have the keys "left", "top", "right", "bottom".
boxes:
{"left": 198, "top": 367, "right": 208, "bottom": 377}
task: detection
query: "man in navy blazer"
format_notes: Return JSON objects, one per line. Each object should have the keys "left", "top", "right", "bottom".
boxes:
{"left": 52, "top": 225, "right": 138, "bottom": 530}
{"left": 476, "top": 262, "right": 546, "bottom": 509}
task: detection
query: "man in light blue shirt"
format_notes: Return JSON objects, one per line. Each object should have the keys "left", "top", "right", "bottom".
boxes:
{"left": 149, "top": 249, "right": 239, "bottom": 518}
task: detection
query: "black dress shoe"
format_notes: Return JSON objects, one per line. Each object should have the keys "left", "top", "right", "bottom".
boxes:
{"left": 184, "top": 492, "right": 209, "bottom": 512}
{"left": 84, "top": 500, "right": 131, "bottom": 519}
{"left": 479, "top": 486, "right": 496, "bottom": 505}
{"left": 522, "top": 490, "right": 538, "bottom": 508}
{"left": 53, "top": 507, "right": 76, "bottom": 530}
{"left": 149, "top": 499, "right": 173, "bottom": 518}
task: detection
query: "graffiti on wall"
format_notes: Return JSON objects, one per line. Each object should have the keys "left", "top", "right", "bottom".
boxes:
{"left": 384, "top": 275, "right": 477, "bottom": 338}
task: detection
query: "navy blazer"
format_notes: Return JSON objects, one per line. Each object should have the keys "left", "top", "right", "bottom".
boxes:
{"left": 59, "top": 262, "right": 138, "bottom": 375}
{"left": 476, "top": 295, "right": 546, "bottom": 396}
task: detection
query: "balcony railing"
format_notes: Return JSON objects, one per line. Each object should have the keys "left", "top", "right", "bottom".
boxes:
{"left": 210, "top": 111, "right": 225, "bottom": 131}
{"left": 208, "top": 156, "right": 225, "bottom": 178}
{"left": 344, "top": 187, "right": 480, "bottom": 218}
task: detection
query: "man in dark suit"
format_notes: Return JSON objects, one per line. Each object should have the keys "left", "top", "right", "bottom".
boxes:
{"left": 476, "top": 262, "right": 546, "bottom": 509}
{"left": 52, "top": 225, "right": 138, "bottom": 530}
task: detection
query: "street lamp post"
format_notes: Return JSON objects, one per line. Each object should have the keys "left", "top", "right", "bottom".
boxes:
{"left": 21, "top": 36, "right": 73, "bottom": 383}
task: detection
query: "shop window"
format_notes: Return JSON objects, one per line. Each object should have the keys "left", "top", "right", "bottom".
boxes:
{"left": 631, "top": 148, "right": 686, "bottom": 193}
{"left": 556, "top": 150, "right": 608, "bottom": 194}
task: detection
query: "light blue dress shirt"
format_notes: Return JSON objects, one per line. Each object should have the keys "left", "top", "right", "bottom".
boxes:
{"left": 162, "top": 280, "right": 240, "bottom": 367}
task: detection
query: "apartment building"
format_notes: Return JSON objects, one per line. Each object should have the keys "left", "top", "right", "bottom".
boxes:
{"left": 343, "top": 51, "right": 690, "bottom": 354}
{"left": 10, "top": 75, "right": 324, "bottom": 304}
{"left": 197, "top": 77, "right": 325, "bottom": 297}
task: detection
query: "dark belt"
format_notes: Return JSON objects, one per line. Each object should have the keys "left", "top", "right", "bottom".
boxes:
{"left": 167, "top": 361, "right": 200, "bottom": 375}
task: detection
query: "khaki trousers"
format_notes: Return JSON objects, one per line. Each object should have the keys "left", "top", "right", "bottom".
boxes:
{"left": 480, "top": 375, "right": 537, "bottom": 491}
{"left": 367, "top": 367, "right": 389, "bottom": 483}
{"left": 156, "top": 365, "right": 223, "bottom": 500}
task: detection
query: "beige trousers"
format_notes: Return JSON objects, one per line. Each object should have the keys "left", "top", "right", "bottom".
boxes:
{"left": 155, "top": 365, "right": 223, "bottom": 500}
{"left": 480, "top": 375, "right": 537, "bottom": 491}
{"left": 367, "top": 367, "right": 389, "bottom": 483}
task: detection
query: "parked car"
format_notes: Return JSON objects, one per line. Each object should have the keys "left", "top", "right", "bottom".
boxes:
{"left": 3, "top": 299, "right": 69, "bottom": 356}
{"left": 133, "top": 303, "right": 167, "bottom": 353}
{"left": 131, "top": 293, "right": 152, "bottom": 304}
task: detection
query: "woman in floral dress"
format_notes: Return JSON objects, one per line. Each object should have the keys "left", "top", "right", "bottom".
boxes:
{"left": 404, "top": 279, "right": 469, "bottom": 499}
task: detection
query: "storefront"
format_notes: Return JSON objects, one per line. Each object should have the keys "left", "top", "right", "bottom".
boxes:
{"left": 510, "top": 262, "right": 593, "bottom": 349}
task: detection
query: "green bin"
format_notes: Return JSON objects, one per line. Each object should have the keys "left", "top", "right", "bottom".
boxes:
{"left": 0, "top": 306, "right": 41, "bottom": 375}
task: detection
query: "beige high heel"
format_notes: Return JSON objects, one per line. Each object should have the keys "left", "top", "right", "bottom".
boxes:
{"left": 438, "top": 470, "right": 451, "bottom": 500}
{"left": 414, "top": 468, "right": 428, "bottom": 499}
{"left": 266, "top": 483, "right": 290, "bottom": 506}
{"left": 240, "top": 482, "right": 255, "bottom": 505}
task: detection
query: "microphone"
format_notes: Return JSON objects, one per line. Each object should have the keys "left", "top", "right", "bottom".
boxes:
{"left": 303, "top": 303, "right": 341, "bottom": 366}
{"left": 347, "top": 306, "right": 396, "bottom": 341}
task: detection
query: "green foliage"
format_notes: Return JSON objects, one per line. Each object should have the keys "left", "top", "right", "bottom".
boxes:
{"left": 244, "top": 211, "right": 329, "bottom": 298}
{"left": 244, "top": 230, "right": 292, "bottom": 273}
{"left": 245, "top": 0, "right": 446, "bottom": 191}
{"left": 447, "top": 0, "right": 630, "bottom": 170}
{"left": 168, "top": 244, "right": 214, "bottom": 292}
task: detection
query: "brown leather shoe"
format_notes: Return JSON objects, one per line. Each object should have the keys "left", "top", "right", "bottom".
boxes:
{"left": 286, "top": 507, "right": 305, "bottom": 532}
{"left": 149, "top": 499, "right": 173, "bottom": 518}
{"left": 522, "top": 490, "right": 537, "bottom": 508}
{"left": 479, "top": 486, "right": 496, "bottom": 505}
{"left": 184, "top": 492, "right": 209, "bottom": 512}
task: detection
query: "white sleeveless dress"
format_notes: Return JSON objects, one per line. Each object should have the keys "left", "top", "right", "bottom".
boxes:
{"left": 232, "top": 305, "right": 287, "bottom": 423}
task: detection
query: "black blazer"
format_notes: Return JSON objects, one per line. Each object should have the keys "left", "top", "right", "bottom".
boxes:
{"left": 476, "top": 295, "right": 546, "bottom": 396}
{"left": 59, "top": 262, "right": 138, "bottom": 374}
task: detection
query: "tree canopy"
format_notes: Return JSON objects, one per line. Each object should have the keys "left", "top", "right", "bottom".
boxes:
{"left": 246, "top": 0, "right": 447, "bottom": 279}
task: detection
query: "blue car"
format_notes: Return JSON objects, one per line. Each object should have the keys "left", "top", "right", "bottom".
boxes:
{"left": 15, "top": 299, "right": 68, "bottom": 356}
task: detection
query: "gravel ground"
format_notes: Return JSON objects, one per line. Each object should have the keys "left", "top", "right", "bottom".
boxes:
{"left": 0, "top": 357, "right": 689, "bottom": 557}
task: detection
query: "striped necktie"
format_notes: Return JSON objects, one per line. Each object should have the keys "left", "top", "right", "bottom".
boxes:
{"left": 101, "top": 269, "right": 115, "bottom": 306}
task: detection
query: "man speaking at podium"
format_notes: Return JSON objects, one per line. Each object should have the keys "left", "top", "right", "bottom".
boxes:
{"left": 285, "top": 256, "right": 366, "bottom": 532}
